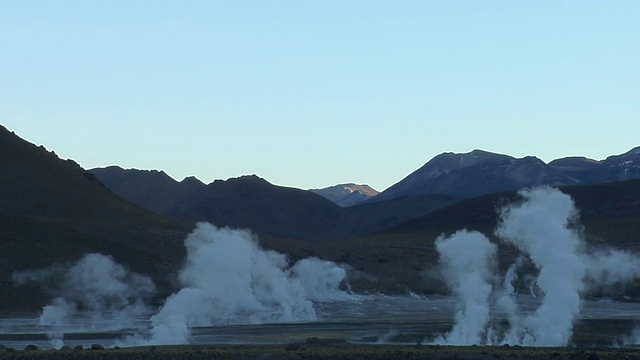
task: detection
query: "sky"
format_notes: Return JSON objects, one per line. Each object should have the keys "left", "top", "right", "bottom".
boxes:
{"left": 1, "top": 1, "right": 639, "bottom": 191}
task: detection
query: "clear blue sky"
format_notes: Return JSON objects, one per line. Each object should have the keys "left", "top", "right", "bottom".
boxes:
{"left": 1, "top": 1, "right": 638, "bottom": 191}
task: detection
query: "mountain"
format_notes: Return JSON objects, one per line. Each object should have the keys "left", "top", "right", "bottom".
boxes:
{"left": 88, "top": 166, "right": 205, "bottom": 214}
{"left": 87, "top": 169, "right": 463, "bottom": 241}
{"left": 88, "top": 168, "right": 353, "bottom": 241}
{"left": 3, "top": 124, "right": 640, "bottom": 302}
{"left": 371, "top": 150, "right": 578, "bottom": 202}
{"left": 0, "top": 125, "right": 190, "bottom": 311}
{"left": 310, "top": 183, "right": 379, "bottom": 207}
{"left": 550, "top": 146, "right": 640, "bottom": 184}
{"left": 163, "top": 175, "right": 350, "bottom": 241}
{"left": 314, "top": 179, "right": 640, "bottom": 295}
{"left": 382, "top": 178, "right": 640, "bottom": 253}
{"left": 342, "top": 193, "right": 462, "bottom": 236}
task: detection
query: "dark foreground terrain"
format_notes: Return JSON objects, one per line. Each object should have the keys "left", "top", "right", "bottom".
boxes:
{"left": 1, "top": 340, "right": 639, "bottom": 360}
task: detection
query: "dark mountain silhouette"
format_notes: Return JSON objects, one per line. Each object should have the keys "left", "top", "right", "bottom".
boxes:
{"left": 89, "top": 166, "right": 205, "bottom": 214}
{"left": 0, "top": 125, "right": 190, "bottom": 311}
{"left": 4, "top": 123, "right": 639, "bottom": 303}
{"left": 385, "top": 179, "right": 640, "bottom": 247}
{"left": 369, "top": 147, "right": 640, "bottom": 204}
{"left": 88, "top": 167, "right": 351, "bottom": 241}
{"left": 550, "top": 147, "right": 640, "bottom": 185}
{"left": 371, "top": 150, "right": 578, "bottom": 202}
{"left": 164, "top": 175, "right": 350, "bottom": 241}
{"left": 88, "top": 147, "right": 640, "bottom": 244}
{"left": 342, "top": 194, "right": 462, "bottom": 236}
{"left": 88, "top": 168, "right": 464, "bottom": 241}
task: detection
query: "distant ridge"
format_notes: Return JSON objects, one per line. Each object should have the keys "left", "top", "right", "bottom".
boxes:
{"left": 2, "top": 124, "right": 640, "bottom": 301}
{"left": 549, "top": 146, "right": 640, "bottom": 184}
{"left": 89, "top": 166, "right": 205, "bottom": 214}
{"left": 371, "top": 149, "right": 577, "bottom": 202}
{"left": 163, "top": 174, "right": 349, "bottom": 241}
{"left": 370, "top": 147, "right": 640, "bottom": 203}
{"left": 89, "top": 169, "right": 458, "bottom": 241}
{"left": 89, "top": 146, "right": 640, "bottom": 242}
{"left": 310, "top": 183, "right": 379, "bottom": 207}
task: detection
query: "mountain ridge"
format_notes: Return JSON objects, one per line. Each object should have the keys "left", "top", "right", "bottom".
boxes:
{"left": 310, "top": 183, "right": 379, "bottom": 207}
{"left": 2, "top": 124, "right": 640, "bottom": 307}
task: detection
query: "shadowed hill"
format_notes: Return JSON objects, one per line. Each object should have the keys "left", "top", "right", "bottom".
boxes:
{"left": 89, "top": 166, "right": 205, "bottom": 214}
{"left": 164, "top": 175, "right": 350, "bottom": 241}
{"left": 385, "top": 179, "right": 640, "bottom": 246}
{"left": 89, "top": 168, "right": 465, "bottom": 241}
{"left": 371, "top": 150, "right": 578, "bottom": 203}
{"left": 0, "top": 125, "right": 191, "bottom": 311}
{"left": 2, "top": 124, "right": 640, "bottom": 302}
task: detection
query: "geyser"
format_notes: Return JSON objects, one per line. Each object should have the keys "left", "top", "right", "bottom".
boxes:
{"left": 432, "top": 230, "right": 497, "bottom": 345}
{"left": 13, "top": 253, "right": 155, "bottom": 349}
{"left": 133, "top": 223, "right": 354, "bottom": 345}
{"left": 433, "top": 187, "right": 640, "bottom": 347}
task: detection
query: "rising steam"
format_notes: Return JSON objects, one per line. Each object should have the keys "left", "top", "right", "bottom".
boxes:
{"left": 432, "top": 187, "right": 640, "bottom": 347}
{"left": 12, "top": 187, "right": 640, "bottom": 348}
{"left": 432, "top": 230, "right": 496, "bottom": 345}
{"left": 13, "top": 253, "right": 155, "bottom": 348}
{"left": 126, "top": 223, "right": 354, "bottom": 345}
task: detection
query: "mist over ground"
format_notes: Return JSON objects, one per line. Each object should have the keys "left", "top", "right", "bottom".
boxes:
{"left": 10, "top": 187, "right": 640, "bottom": 349}
{"left": 14, "top": 223, "right": 356, "bottom": 348}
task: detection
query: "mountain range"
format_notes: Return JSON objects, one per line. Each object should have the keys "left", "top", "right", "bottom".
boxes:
{"left": 91, "top": 146, "right": 640, "bottom": 213}
{"left": 370, "top": 147, "right": 640, "bottom": 202}
{"left": 88, "top": 166, "right": 457, "bottom": 241}
{"left": 2, "top": 123, "right": 640, "bottom": 310}
{"left": 86, "top": 146, "right": 640, "bottom": 242}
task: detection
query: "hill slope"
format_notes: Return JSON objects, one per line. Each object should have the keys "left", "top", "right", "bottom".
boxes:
{"left": 88, "top": 166, "right": 205, "bottom": 214}
{"left": 372, "top": 150, "right": 578, "bottom": 202}
{"left": 164, "top": 175, "right": 350, "bottom": 241}
{"left": 89, "top": 170, "right": 463, "bottom": 241}
{"left": 387, "top": 179, "right": 640, "bottom": 244}
{"left": 0, "top": 125, "right": 190, "bottom": 311}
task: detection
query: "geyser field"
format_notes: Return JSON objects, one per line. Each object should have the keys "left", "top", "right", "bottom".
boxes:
{"left": 3, "top": 187, "right": 640, "bottom": 351}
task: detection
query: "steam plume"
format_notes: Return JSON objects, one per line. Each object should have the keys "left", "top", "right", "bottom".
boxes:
{"left": 496, "top": 187, "right": 586, "bottom": 346}
{"left": 432, "top": 230, "right": 497, "bottom": 345}
{"left": 434, "top": 187, "right": 640, "bottom": 347}
{"left": 133, "top": 223, "right": 353, "bottom": 345}
{"left": 13, "top": 253, "right": 155, "bottom": 348}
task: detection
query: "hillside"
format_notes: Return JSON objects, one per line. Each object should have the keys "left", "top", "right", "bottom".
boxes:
{"left": 387, "top": 179, "right": 640, "bottom": 244}
{"left": 89, "top": 171, "right": 464, "bottom": 241}
{"left": 4, "top": 124, "right": 640, "bottom": 304}
{"left": 0, "top": 125, "right": 190, "bottom": 311}
{"left": 371, "top": 147, "right": 640, "bottom": 204}
{"left": 164, "top": 175, "right": 351, "bottom": 241}
{"left": 89, "top": 166, "right": 205, "bottom": 214}
{"left": 371, "top": 150, "right": 578, "bottom": 202}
